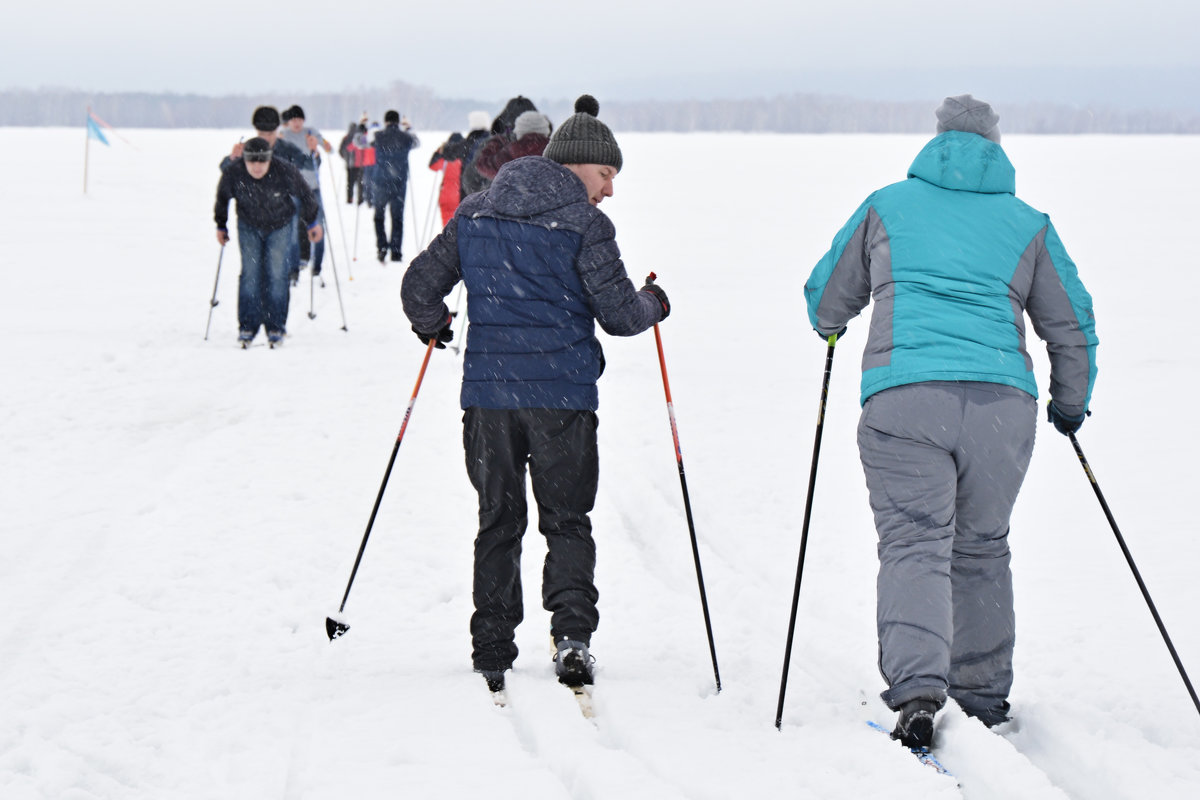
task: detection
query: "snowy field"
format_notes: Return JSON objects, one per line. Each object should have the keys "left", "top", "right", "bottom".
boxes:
{"left": 2, "top": 126, "right": 1199, "bottom": 798}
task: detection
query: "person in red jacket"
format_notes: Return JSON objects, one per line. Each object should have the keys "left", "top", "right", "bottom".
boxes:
{"left": 345, "top": 124, "right": 375, "bottom": 206}
{"left": 474, "top": 111, "right": 552, "bottom": 181}
{"left": 428, "top": 132, "right": 465, "bottom": 227}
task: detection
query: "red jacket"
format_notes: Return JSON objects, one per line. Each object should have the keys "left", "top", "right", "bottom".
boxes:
{"left": 430, "top": 156, "right": 464, "bottom": 223}
{"left": 347, "top": 143, "right": 375, "bottom": 168}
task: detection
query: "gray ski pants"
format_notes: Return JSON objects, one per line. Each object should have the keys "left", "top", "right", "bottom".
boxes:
{"left": 857, "top": 381, "right": 1036, "bottom": 720}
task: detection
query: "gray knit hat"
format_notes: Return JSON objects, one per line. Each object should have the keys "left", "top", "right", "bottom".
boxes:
{"left": 543, "top": 95, "right": 622, "bottom": 172}
{"left": 514, "top": 110, "right": 551, "bottom": 139}
{"left": 935, "top": 94, "right": 1001, "bottom": 143}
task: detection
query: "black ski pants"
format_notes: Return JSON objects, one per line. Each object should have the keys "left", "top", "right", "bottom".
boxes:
{"left": 463, "top": 407, "right": 600, "bottom": 672}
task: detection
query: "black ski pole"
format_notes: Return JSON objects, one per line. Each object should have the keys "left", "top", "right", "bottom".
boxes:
{"left": 1068, "top": 431, "right": 1200, "bottom": 717}
{"left": 776, "top": 333, "right": 838, "bottom": 729}
{"left": 646, "top": 274, "right": 720, "bottom": 693}
{"left": 327, "top": 339, "right": 437, "bottom": 641}
{"left": 203, "top": 243, "right": 225, "bottom": 341}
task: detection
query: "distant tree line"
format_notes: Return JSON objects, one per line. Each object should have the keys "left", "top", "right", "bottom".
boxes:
{"left": 3, "top": 83, "right": 1198, "bottom": 134}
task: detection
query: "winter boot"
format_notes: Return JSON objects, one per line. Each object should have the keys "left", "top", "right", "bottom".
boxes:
{"left": 553, "top": 639, "right": 595, "bottom": 687}
{"left": 892, "top": 699, "right": 937, "bottom": 749}
{"left": 476, "top": 669, "right": 506, "bottom": 693}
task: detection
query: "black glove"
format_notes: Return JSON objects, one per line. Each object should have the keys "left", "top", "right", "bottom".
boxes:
{"left": 413, "top": 314, "right": 454, "bottom": 349}
{"left": 1047, "top": 401, "right": 1088, "bottom": 436}
{"left": 640, "top": 282, "right": 670, "bottom": 320}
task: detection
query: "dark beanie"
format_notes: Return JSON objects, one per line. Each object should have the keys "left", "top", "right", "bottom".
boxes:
{"left": 252, "top": 105, "right": 281, "bottom": 131}
{"left": 543, "top": 95, "right": 622, "bottom": 172}
{"left": 936, "top": 94, "right": 1001, "bottom": 143}
{"left": 243, "top": 137, "right": 273, "bottom": 161}
{"left": 282, "top": 104, "right": 305, "bottom": 122}
{"left": 384, "top": 110, "right": 400, "bottom": 124}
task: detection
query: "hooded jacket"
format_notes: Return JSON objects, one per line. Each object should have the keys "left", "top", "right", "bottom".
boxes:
{"left": 805, "top": 131, "right": 1097, "bottom": 414}
{"left": 401, "top": 156, "right": 663, "bottom": 411}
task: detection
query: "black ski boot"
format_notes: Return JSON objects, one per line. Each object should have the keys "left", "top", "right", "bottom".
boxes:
{"left": 553, "top": 640, "right": 595, "bottom": 686}
{"left": 892, "top": 699, "right": 937, "bottom": 749}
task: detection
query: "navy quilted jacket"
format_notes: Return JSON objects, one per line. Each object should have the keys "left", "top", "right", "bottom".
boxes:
{"left": 401, "top": 156, "right": 663, "bottom": 410}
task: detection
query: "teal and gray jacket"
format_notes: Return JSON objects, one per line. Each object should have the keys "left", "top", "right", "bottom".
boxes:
{"left": 804, "top": 131, "right": 1098, "bottom": 415}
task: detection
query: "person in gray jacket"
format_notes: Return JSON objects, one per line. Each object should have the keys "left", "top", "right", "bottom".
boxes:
{"left": 804, "top": 95, "right": 1099, "bottom": 748}
{"left": 279, "top": 105, "right": 332, "bottom": 278}
{"left": 401, "top": 95, "right": 669, "bottom": 695}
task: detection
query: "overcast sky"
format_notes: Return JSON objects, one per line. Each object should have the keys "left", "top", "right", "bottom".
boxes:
{"left": 5, "top": 0, "right": 1198, "bottom": 109}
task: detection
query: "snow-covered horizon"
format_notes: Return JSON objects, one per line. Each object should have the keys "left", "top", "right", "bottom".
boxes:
{"left": 2, "top": 127, "right": 1198, "bottom": 798}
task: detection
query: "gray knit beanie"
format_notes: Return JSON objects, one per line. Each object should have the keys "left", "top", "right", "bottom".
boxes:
{"left": 543, "top": 95, "right": 622, "bottom": 172}
{"left": 935, "top": 94, "right": 1001, "bottom": 143}
{"left": 513, "top": 111, "right": 551, "bottom": 139}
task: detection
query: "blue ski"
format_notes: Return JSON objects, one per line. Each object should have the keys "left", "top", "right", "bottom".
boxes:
{"left": 866, "top": 720, "right": 953, "bottom": 776}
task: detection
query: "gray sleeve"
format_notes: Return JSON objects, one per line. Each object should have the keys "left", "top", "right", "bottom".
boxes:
{"left": 401, "top": 217, "right": 461, "bottom": 333}
{"left": 1024, "top": 223, "right": 1098, "bottom": 416}
{"left": 575, "top": 213, "right": 662, "bottom": 336}
{"left": 805, "top": 203, "right": 879, "bottom": 336}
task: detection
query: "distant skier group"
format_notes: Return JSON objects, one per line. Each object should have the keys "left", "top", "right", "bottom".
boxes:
{"left": 215, "top": 92, "right": 1102, "bottom": 752}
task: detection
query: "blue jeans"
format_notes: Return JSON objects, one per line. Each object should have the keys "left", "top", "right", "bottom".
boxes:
{"left": 237, "top": 218, "right": 292, "bottom": 339}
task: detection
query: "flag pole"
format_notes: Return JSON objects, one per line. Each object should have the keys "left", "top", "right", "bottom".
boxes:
{"left": 84, "top": 105, "right": 91, "bottom": 194}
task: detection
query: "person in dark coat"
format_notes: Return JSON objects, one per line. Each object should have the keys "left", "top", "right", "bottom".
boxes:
{"left": 401, "top": 95, "right": 670, "bottom": 694}
{"left": 338, "top": 122, "right": 363, "bottom": 204}
{"left": 461, "top": 96, "right": 537, "bottom": 195}
{"left": 214, "top": 137, "right": 322, "bottom": 347}
{"left": 371, "top": 110, "right": 420, "bottom": 262}
{"left": 474, "top": 111, "right": 552, "bottom": 181}
{"left": 456, "top": 110, "right": 493, "bottom": 198}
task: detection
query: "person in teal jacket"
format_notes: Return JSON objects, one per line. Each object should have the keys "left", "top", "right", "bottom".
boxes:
{"left": 805, "top": 95, "right": 1098, "bottom": 749}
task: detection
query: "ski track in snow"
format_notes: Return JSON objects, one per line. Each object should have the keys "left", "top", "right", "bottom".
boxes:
{"left": 2, "top": 128, "right": 1199, "bottom": 798}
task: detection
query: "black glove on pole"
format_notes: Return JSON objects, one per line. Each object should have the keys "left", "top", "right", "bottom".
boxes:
{"left": 204, "top": 243, "right": 225, "bottom": 341}
{"left": 646, "top": 273, "right": 719, "bottom": 692}
{"left": 412, "top": 312, "right": 454, "bottom": 349}
{"left": 1048, "top": 401, "right": 1088, "bottom": 435}
{"left": 777, "top": 331, "right": 839, "bottom": 729}
{"left": 327, "top": 338, "right": 438, "bottom": 641}
{"left": 1068, "top": 431, "right": 1200, "bottom": 717}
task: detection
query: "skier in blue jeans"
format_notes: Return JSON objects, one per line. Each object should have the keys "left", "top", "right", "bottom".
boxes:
{"left": 215, "top": 137, "right": 322, "bottom": 347}
{"left": 805, "top": 95, "right": 1098, "bottom": 749}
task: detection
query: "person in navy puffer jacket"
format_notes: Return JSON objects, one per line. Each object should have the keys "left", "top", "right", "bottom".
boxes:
{"left": 402, "top": 95, "right": 669, "bottom": 693}
{"left": 372, "top": 109, "right": 420, "bottom": 262}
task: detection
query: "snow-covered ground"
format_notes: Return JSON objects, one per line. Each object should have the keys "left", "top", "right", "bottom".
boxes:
{"left": 2, "top": 126, "right": 1198, "bottom": 799}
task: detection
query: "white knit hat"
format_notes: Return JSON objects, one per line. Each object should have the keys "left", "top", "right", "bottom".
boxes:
{"left": 513, "top": 111, "right": 551, "bottom": 139}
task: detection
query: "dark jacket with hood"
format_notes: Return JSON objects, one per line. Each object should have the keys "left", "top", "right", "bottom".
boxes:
{"left": 401, "top": 156, "right": 663, "bottom": 411}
